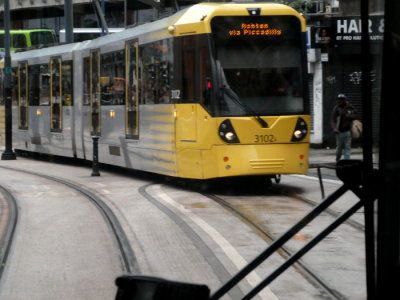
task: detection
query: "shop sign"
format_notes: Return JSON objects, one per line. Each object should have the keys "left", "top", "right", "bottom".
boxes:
{"left": 333, "top": 16, "right": 384, "bottom": 43}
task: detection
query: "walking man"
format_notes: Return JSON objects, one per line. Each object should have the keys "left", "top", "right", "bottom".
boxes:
{"left": 330, "top": 93, "right": 358, "bottom": 161}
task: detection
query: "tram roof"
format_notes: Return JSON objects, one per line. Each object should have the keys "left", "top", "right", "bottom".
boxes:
{"left": 10, "top": 2, "right": 305, "bottom": 62}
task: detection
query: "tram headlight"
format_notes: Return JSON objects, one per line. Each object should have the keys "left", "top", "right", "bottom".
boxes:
{"left": 219, "top": 119, "right": 240, "bottom": 143}
{"left": 291, "top": 117, "right": 308, "bottom": 142}
{"left": 224, "top": 132, "right": 236, "bottom": 141}
{"left": 293, "top": 130, "right": 303, "bottom": 139}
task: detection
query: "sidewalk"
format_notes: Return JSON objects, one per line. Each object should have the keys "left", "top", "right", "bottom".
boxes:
{"left": 309, "top": 147, "right": 367, "bottom": 165}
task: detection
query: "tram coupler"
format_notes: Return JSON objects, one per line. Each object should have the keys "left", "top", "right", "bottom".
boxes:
{"left": 91, "top": 135, "right": 100, "bottom": 176}
{"left": 114, "top": 275, "right": 210, "bottom": 300}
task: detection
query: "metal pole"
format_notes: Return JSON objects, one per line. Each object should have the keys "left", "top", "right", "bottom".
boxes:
{"left": 91, "top": 135, "right": 100, "bottom": 176}
{"left": 360, "top": 0, "right": 376, "bottom": 298}
{"left": 124, "top": 0, "right": 127, "bottom": 28}
{"left": 64, "top": 0, "right": 74, "bottom": 43}
{"left": 93, "top": 0, "right": 109, "bottom": 35}
{"left": 1, "top": 0, "right": 16, "bottom": 160}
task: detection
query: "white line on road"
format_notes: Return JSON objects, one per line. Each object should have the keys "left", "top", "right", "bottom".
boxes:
{"left": 289, "top": 174, "right": 342, "bottom": 185}
{"left": 153, "top": 185, "right": 279, "bottom": 300}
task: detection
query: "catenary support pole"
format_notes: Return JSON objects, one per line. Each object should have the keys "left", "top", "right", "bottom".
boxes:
{"left": 64, "top": 0, "right": 74, "bottom": 43}
{"left": 1, "top": 0, "right": 17, "bottom": 161}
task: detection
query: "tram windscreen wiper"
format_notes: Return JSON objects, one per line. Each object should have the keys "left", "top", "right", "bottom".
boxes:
{"left": 216, "top": 60, "right": 268, "bottom": 128}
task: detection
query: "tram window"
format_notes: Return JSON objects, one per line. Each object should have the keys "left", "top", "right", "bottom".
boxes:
{"left": 83, "top": 57, "right": 90, "bottom": 106}
{"left": 199, "top": 46, "right": 211, "bottom": 108}
{"left": 39, "top": 64, "right": 50, "bottom": 106}
{"left": 178, "top": 35, "right": 212, "bottom": 107}
{"left": 28, "top": 65, "right": 41, "bottom": 106}
{"left": 11, "top": 68, "right": 18, "bottom": 105}
{"left": 126, "top": 40, "right": 139, "bottom": 139}
{"left": 91, "top": 51, "right": 101, "bottom": 134}
{"left": 12, "top": 34, "right": 27, "bottom": 49}
{"left": 62, "top": 61, "right": 73, "bottom": 106}
{"left": 140, "top": 39, "right": 172, "bottom": 104}
{"left": 183, "top": 49, "right": 195, "bottom": 100}
{"left": 211, "top": 16, "right": 304, "bottom": 116}
{"left": 18, "top": 62, "right": 28, "bottom": 129}
{"left": 100, "top": 50, "right": 125, "bottom": 105}
{"left": 50, "top": 58, "right": 62, "bottom": 131}
{"left": 181, "top": 36, "right": 196, "bottom": 101}
{"left": 0, "top": 73, "right": 3, "bottom": 105}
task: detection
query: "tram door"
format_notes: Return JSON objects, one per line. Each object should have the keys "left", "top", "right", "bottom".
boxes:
{"left": 90, "top": 50, "right": 101, "bottom": 135}
{"left": 17, "top": 61, "right": 28, "bottom": 130}
{"left": 125, "top": 40, "right": 139, "bottom": 139}
{"left": 50, "top": 58, "right": 62, "bottom": 131}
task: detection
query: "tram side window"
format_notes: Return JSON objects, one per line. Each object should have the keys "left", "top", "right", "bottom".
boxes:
{"left": 11, "top": 68, "right": 18, "bottom": 105}
{"left": 179, "top": 36, "right": 212, "bottom": 109}
{"left": 182, "top": 36, "right": 195, "bottom": 101}
{"left": 39, "top": 64, "right": 50, "bottom": 106}
{"left": 140, "top": 39, "right": 172, "bottom": 104}
{"left": 100, "top": 50, "right": 125, "bottom": 105}
{"left": 12, "top": 34, "right": 27, "bottom": 49}
{"left": 0, "top": 73, "right": 3, "bottom": 105}
{"left": 199, "top": 46, "right": 211, "bottom": 109}
{"left": 83, "top": 57, "right": 90, "bottom": 106}
{"left": 51, "top": 58, "right": 62, "bottom": 131}
{"left": 28, "top": 65, "right": 41, "bottom": 106}
{"left": 62, "top": 60, "right": 73, "bottom": 106}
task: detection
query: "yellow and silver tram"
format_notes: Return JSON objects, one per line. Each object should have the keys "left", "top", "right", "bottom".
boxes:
{"left": 8, "top": 3, "right": 310, "bottom": 180}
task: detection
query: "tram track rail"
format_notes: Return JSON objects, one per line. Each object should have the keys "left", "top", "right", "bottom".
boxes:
{"left": 204, "top": 192, "right": 347, "bottom": 300}
{"left": 271, "top": 185, "right": 365, "bottom": 232}
{"left": 0, "top": 165, "right": 139, "bottom": 275}
{"left": 0, "top": 184, "right": 18, "bottom": 282}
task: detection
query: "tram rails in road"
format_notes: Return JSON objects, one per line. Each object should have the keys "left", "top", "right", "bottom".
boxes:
{"left": 0, "top": 155, "right": 366, "bottom": 299}
{"left": 205, "top": 193, "right": 346, "bottom": 300}
{"left": 0, "top": 164, "right": 136, "bottom": 299}
{"left": 204, "top": 184, "right": 366, "bottom": 300}
{"left": 0, "top": 184, "right": 18, "bottom": 282}
{"left": 0, "top": 165, "right": 138, "bottom": 274}
{"left": 271, "top": 183, "right": 365, "bottom": 232}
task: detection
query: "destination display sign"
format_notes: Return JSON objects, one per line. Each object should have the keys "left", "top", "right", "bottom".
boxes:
{"left": 227, "top": 23, "right": 283, "bottom": 36}
{"left": 211, "top": 16, "right": 300, "bottom": 43}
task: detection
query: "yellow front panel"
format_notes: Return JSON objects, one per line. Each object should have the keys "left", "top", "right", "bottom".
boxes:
{"left": 205, "top": 143, "right": 309, "bottom": 179}
{"left": 175, "top": 104, "right": 197, "bottom": 142}
{"left": 173, "top": 105, "right": 310, "bottom": 179}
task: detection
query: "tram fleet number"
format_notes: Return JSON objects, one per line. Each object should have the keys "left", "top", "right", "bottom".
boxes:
{"left": 254, "top": 134, "right": 276, "bottom": 143}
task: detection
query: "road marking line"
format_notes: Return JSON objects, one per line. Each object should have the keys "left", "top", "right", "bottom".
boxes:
{"left": 153, "top": 185, "right": 279, "bottom": 300}
{"left": 289, "top": 174, "right": 342, "bottom": 184}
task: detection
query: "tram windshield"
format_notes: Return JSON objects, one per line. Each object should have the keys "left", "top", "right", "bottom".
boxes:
{"left": 211, "top": 15, "right": 305, "bottom": 116}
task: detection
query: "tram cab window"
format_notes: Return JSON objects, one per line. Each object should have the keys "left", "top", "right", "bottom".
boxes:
{"left": 100, "top": 50, "right": 125, "bottom": 105}
{"left": 211, "top": 16, "right": 305, "bottom": 117}
{"left": 140, "top": 39, "right": 172, "bottom": 104}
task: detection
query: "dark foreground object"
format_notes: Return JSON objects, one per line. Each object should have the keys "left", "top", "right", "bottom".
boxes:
{"left": 115, "top": 275, "right": 210, "bottom": 300}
